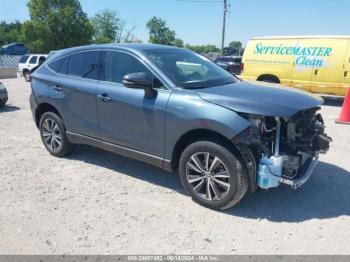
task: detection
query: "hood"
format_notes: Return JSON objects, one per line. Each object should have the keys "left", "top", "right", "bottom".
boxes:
{"left": 195, "top": 81, "right": 323, "bottom": 117}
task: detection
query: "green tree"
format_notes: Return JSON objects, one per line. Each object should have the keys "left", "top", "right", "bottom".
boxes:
{"left": 146, "top": 16, "right": 182, "bottom": 46}
{"left": 185, "top": 44, "right": 220, "bottom": 54}
{"left": 91, "top": 9, "right": 136, "bottom": 44}
{"left": 91, "top": 9, "right": 119, "bottom": 44}
{"left": 228, "top": 41, "right": 242, "bottom": 49}
{"left": 0, "top": 21, "right": 22, "bottom": 46}
{"left": 173, "top": 38, "right": 184, "bottom": 48}
{"left": 21, "top": 0, "right": 93, "bottom": 53}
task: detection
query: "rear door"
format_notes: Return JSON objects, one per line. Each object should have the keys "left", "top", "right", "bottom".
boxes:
{"left": 38, "top": 56, "right": 46, "bottom": 65}
{"left": 340, "top": 40, "right": 350, "bottom": 96}
{"left": 309, "top": 38, "right": 348, "bottom": 95}
{"left": 48, "top": 51, "right": 100, "bottom": 138}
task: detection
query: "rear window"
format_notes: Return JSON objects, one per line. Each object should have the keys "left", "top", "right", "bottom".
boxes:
{"left": 233, "top": 58, "right": 242, "bottom": 63}
{"left": 19, "top": 55, "right": 29, "bottom": 63}
{"left": 48, "top": 57, "right": 69, "bottom": 74}
{"left": 66, "top": 51, "right": 98, "bottom": 79}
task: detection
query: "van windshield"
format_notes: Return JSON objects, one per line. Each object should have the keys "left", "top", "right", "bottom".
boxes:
{"left": 143, "top": 48, "right": 237, "bottom": 88}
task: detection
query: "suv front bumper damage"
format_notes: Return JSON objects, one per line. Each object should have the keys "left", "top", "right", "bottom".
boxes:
{"left": 235, "top": 108, "right": 332, "bottom": 190}
{"left": 279, "top": 154, "right": 319, "bottom": 189}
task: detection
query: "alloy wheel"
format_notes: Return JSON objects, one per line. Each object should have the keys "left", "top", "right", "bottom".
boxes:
{"left": 41, "top": 118, "right": 62, "bottom": 152}
{"left": 186, "top": 152, "right": 230, "bottom": 201}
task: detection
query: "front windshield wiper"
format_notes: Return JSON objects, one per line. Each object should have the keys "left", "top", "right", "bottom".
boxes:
{"left": 182, "top": 80, "right": 235, "bottom": 89}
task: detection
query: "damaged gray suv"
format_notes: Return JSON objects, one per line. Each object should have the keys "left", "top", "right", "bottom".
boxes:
{"left": 30, "top": 44, "right": 331, "bottom": 210}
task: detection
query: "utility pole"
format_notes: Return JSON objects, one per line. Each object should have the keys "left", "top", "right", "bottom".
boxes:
{"left": 221, "top": 0, "right": 228, "bottom": 55}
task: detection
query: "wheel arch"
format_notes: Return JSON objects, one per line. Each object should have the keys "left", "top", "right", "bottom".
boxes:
{"left": 34, "top": 103, "right": 62, "bottom": 127}
{"left": 169, "top": 128, "right": 258, "bottom": 193}
{"left": 170, "top": 129, "right": 240, "bottom": 169}
{"left": 257, "top": 74, "right": 280, "bottom": 83}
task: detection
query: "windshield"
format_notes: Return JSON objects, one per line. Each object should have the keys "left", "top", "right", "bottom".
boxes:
{"left": 143, "top": 48, "right": 237, "bottom": 88}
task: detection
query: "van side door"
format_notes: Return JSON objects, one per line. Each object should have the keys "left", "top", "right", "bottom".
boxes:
{"left": 309, "top": 39, "right": 348, "bottom": 96}
{"left": 96, "top": 50, "right": 170, "bottom": 160}
{"left": 341, "top": 40, "right": 350, "bottom": 96}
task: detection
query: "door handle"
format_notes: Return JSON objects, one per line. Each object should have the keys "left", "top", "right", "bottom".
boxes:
{"left": 52, "top": 84, "right": 63, "bottom": 92}
{"left": 314, "top": 69, "right": 319, "bottom": 76}
{"left": 345, "top": 71, "right": 349, "bottom": 78}
{"left": 97, "top": 93, "right": 112, "bottom": 102}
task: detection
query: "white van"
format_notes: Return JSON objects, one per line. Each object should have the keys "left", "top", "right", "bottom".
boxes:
{"left": 18, "top": 54, "right": 47, "bottom": 82}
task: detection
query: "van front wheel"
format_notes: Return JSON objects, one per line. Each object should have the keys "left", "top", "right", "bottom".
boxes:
{"left": 179, "top": 141, "right": 248, "bottom": 210}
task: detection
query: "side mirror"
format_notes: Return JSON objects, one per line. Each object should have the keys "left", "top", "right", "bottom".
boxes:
{"left": 122, "top": 72, "right": 156, "bottom": 97}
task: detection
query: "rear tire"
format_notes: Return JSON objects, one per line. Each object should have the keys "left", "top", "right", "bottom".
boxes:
{"left": 39, "top": 112, "right": 73, "bottom": 157}
{"left": 0, "top": 99, "right": 6, "bottom": 108}
{"left": 179, "top": 141, "right": 248, "bottom": 210}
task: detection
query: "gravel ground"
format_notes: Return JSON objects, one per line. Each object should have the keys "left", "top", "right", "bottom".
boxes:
{"left": 0, "top": 77, "right": 350, "bottom": 255}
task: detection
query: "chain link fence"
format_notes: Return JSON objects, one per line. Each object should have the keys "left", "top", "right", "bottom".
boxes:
{"left": 0, "top": 55, "right": 22, "bottom": 69}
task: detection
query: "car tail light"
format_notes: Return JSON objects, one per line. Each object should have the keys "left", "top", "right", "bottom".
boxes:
{"left": 240, "top": 63, "right": 244, "bottom": 73}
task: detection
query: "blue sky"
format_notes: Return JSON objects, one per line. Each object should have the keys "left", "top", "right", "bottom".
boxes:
{"left": 1, "top": 0, "right": 350, "bottom": 46}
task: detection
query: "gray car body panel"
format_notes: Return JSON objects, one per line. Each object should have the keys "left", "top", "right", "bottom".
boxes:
{"left": 196, "top": 81, "right": 323, "bottom": 118}
{"left": 164, "top": 88, "right": 251, "bottom": 160}
{"left": 30, "top": 43, "right": 323, "bottom": 171}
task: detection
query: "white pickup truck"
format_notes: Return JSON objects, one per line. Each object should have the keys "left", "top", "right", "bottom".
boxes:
{"left": 18, "top": 54, "right": 47, "bottom": 82}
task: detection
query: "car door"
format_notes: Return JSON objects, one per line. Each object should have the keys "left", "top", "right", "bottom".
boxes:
{"left": 96, "top": 50, "right": 170, "bottom": 158}
{"left": 28, "top": 56, "right": 38, "bottom": 71}
{"left": 340, "top": 40, "right": 350, "bottom": 96}
{"left": 309, "top": 39, "right": 347, "bottom": 95}
{"left": 48, "top": 51, "right": 100, "bottom": 138}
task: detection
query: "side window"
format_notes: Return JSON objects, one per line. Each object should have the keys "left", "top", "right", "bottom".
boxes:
{"left": 48, "top": 57, "right": 66, "bottom": 73}
{"left": 59, "top": 57, "right": 69, "bottom": 75}
{"left": 66, "top": 51, "right": 98, "bottom": 79}
{"left": 29, "top": 56, "right": 38, "bottom": 64}
{"left": 38, "top": 56, "right": 46, "bottom": 64}
{"left": 101, "top": 51, "right": 164, "bottom": 89}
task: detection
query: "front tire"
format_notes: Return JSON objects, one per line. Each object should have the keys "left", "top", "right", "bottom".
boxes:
{"left": 39, "top": 112, "right": 73, "bottom": 157}
{"left": 23, "top": 71, "right": 31, "bottom": 82}
{"left": 179, "top": 141, "right": 248, "bottom": 210}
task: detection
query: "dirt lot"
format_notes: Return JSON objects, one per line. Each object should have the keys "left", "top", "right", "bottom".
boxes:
{"left": 0, "top": 77, "right": 350, "bottom": 255}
